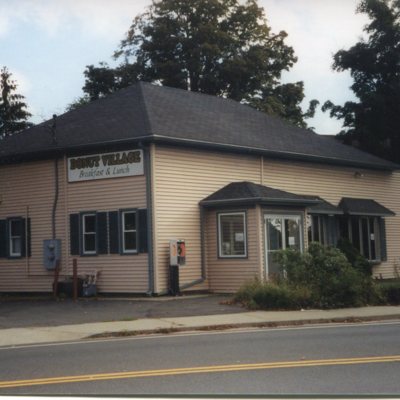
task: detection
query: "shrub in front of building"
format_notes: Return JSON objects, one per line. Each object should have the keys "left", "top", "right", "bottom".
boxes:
{"left": 235, "top": 243, "right": 383, "bottom": 310}
{"left": 378, "top": 280, "right": 400, "bottom": 305}
{"left": 234, "top": 279, "right": 312, "bottom": 310}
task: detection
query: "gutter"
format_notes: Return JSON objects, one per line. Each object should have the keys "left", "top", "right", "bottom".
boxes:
{"left": 150, "top": 135, "right": 399, "bottom": 172}
{"left": 142, "top": 144, "right": 155, "bottom": 295}
{"left": 200, "top": 197, "right": 321, "bottom": 208}
{"left": 1, "top": 134, "right": 398, "bottom": 172}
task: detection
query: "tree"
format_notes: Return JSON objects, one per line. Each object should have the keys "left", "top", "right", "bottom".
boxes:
{"left": 323, "top": 0, "right": 400, "bottom": 163}
{"left": 0, "top": 67, "right": 33, "bottom": 138}
{"left": 77, "top": 0, "right": 317, "bottom": 128}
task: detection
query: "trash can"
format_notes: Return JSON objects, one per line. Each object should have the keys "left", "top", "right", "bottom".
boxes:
{"left": 82, "top": 283, "right": 97, "bottom": 297}
{"left": 55, "top": 279, "right": 83, "bottom": 297}
{"left": 169, "top": 265, "right": 180, "bottom": 296}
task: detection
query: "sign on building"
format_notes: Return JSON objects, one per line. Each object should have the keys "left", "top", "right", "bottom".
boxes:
{"left": 68, "top": 149, "right": 144, "bottom": 182}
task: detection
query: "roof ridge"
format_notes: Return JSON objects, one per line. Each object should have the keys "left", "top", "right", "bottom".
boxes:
{"left": 137, "top": 82, "right": 153, "bottom": 136}
{"left": 245, "top": 181, "right": 263, "bottom": 197}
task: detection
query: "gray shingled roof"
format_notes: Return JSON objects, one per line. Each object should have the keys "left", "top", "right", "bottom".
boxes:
{"left": 339, "top": 198, "right": 395, "bottom": 216}
{"left": 0, "top": 82, "right": 397, "bottom": 170}
{"left": 307, "top": 197, "right": 344, "bottom": 215}
{"left": 200, "top": 181, "right": 321, "bottom": 207}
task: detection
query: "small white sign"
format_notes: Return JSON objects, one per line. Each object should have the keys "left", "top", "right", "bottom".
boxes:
{"left": 235, "top": 232, "right": 244, "bottom": 242}
{"left": 288, "top": 236, "right": 296, "bottom": 246}
{"left": 370, "top": 233, "right": 375, "bottom": 241}
{"left": 68, "top": 149, "right": 144, "bottom": 182}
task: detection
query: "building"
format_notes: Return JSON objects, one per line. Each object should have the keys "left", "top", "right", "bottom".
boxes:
{"left": 0, "top": 82, "right": 398, "bottom": 294}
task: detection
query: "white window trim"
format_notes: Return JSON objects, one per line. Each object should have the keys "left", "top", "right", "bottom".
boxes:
{"left": 122, "top": 210, "right": 138, "bottom": 254}
{"left": 218, "top": 212, "right": 247, "bottom": 258}
{"left": 264, "top": 214, "right": 303, "bottom": 278}
{"left": 9, "top": 218, "right": 22, "bottom": 257}
{"left": 82, "top": 213, "right": 97, "bottom": 255}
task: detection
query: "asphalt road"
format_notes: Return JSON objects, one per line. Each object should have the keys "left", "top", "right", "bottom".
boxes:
{"left": 1, "top": 321, "right": 400, "bottom": 395}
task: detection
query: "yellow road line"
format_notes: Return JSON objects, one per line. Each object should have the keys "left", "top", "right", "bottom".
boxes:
{"left": 1, "top": 355, "right": 399, "bottom": 389}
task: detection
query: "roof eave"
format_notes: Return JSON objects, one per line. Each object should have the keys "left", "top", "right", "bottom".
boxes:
{"left": 200, "top": 197, "right": 320, "bottom": 208}
{"left": 346, "top": 211, "right": 395, "bottom": 217}
{"left": 308, "top": 210, "right": 344, "bottom": 215}
{"left": 151, "top": 135, "right": 398, "bottom": 172}
{"left": 1, "top": 132, "right": 398, "bottom": 172}
{"left": 0, "top": 136, "right": 152, "bottom": 165}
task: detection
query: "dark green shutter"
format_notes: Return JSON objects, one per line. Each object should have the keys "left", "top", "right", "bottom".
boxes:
{"left": 27, "top": 218, "right": 31, "bottom": 257}
{"left": 138, "top": 209, "right": 148, "bottom": 253}
{"left": 97, "top": 212, "right": 108, "bottom": 254}
{"left": 19, "top": 218, "right": 31, "bottom": 258}
{"left": 21, "top": 218, "right": 27, "bottom": 257}
{"left": 109, "top": 211, "right": 120, "bottom": 254}
{"left": 70, "top": 214, "right": 80, "bottom": 255}
{"left": 379, "top": 218, "right": 387, "bottom": 261}
{"left": 0, "top": 220, "right": 7, "bottom": 258}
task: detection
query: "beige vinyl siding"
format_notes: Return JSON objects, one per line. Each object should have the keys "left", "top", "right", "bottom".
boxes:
{"left": 206, "top": 208, "right": 261, "bottom": 292}
{"left": 261, "top": 158, "right": 400, "bottom": 278}
{"left": 0, "top": 153, "right": 149, "bottom": 294}
{"left": 66, "top": 156, "right": 148, "bottom": 293}
{"left": 153, "top": 145, "right": 400, "bottom": 292}
{"left": 152, "top": 145, "right": 261, "bottom": 293}
{"left": 0, "top": 159, "right": 65, "bottom": 292}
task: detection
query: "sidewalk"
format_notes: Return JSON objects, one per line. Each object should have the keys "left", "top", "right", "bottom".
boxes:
{"left": 1, "top": 305, "right": 400, "bottom": 347}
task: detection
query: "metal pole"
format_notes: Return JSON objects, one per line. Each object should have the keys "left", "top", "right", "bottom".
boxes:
{"left": 53, "top": 260, "right": 60, "bottom": 299}
{"left": 73, "top": 258, "right": 78, "bottom": 302}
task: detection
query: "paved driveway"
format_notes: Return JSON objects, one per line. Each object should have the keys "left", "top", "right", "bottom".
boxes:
{"left": 0, "top": 294, "right": 243, "bottom": 328}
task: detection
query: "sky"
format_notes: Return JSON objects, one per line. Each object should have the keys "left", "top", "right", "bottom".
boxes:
{"left": 0, "top": 0, "right": 369, "bottom": 135}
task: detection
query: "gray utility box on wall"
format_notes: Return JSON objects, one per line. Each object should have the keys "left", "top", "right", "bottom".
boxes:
{"left": 43, "top": 239, "right": 61, "bottom": 270}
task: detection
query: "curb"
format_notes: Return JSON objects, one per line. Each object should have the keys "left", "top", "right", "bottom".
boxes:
{"left": 86, "top": 314, "right": 400, "bottom": 340}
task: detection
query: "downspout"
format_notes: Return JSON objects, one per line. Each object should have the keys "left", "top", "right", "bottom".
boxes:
{"left": 179, "top": 205, "right": 207, "bottom": 291}
{"left": 260, "top": 155, "right": 264, "bottom": 186}
{"left": 51, "top": 115, "right": 59, "bottom": 240}
{"left": 25, "top": 205, "right": 30, "bottom": 274}
{"left": 143, "top": 144, "right": 155, "bottom": 295}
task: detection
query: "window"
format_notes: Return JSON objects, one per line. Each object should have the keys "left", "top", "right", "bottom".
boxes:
{"left": 307, "top": 215, "right": 325, "bottom": 245}
{"left": 70, "top": 210, "right": 146, "bottom": 256}
{"left": 9, "top": 218, "right": 23, "bottom": 257}
{"left": 218, "top": 212, "right": 247, "bottom": 257}
{"left": 82, "top": 213, "right": 96, "bottom": 255}
{"left": 265, "top": 214, "right": 302, "bottom": 276}
{"left": 339, "top": 216, "right": 382, "bottom": 261}
{"left": 347, "top": 216, "right": 381, "bottom": 261}
{"left": 121, "top": 210, "right": 137, "bottom": 253}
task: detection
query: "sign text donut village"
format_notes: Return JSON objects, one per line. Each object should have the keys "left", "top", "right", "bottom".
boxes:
{"left": 68, "top": 150, "right": 144, "bottom": 182}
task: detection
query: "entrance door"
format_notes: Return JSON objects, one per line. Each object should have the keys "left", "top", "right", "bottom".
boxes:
{"left": 264, "top": 215, "right": 302, "bottom": 278}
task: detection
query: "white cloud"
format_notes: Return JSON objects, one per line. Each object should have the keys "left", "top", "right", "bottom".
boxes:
{"left": 258, "top": 0, "right": 368, "bottom": 134}
{"left": 0, "top": 0, "right": 151, "bottom": 39}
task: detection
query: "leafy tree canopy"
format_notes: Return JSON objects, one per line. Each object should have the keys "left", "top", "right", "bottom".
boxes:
{"left": 0, "top": 66, "right": 33, "bottom": 139}
{"left": 323, "top": 0, "right": 400, "bottom": 163}
{"left": 73, "top": 0, "right": 317, "bottom": 128}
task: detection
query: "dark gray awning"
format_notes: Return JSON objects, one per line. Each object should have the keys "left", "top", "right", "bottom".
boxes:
{"left": 339, "top": 197, "right": 395, "bottom": 217}
{"left": 307, "top": 197, "right": 343, "bottom": 215}
{"left": 200, "top": 181, "right": 321, "bottom": 208}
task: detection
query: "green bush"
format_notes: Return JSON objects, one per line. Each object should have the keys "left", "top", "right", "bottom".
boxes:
{"left": 235, "top": 243, "right": 382, "bottom": 310}
{"left": 379, "top": 281, "right": 400, "bottom": 305}
{"left": 234, "top": 280, "right": 312, "bottom": 310}
{"left": 336, "top": 238, "right": 373, "bottom": 276}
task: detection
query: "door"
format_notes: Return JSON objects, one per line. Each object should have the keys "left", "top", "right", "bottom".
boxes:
{"left": 264, "top": 214, "right": 302, "bottom": 278}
